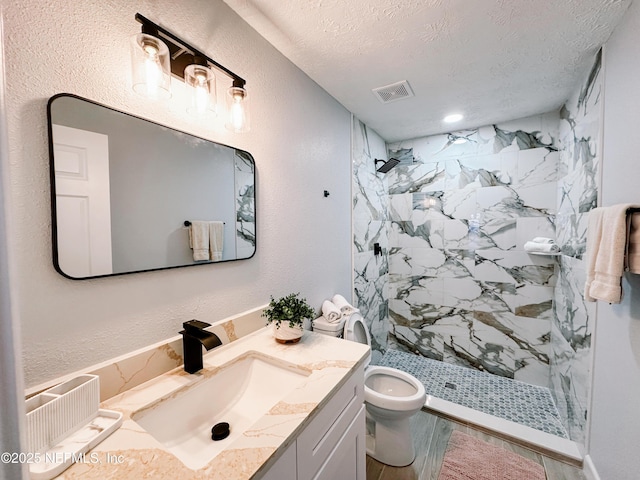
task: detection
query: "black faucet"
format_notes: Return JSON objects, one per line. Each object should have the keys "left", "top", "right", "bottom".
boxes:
{"left": 180, "top": 320, "right": 222, "bottom": 374}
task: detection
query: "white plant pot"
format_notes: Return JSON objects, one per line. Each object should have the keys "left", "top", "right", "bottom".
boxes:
{"left": 273, "top": 322, "right": 304, "bottom": 344}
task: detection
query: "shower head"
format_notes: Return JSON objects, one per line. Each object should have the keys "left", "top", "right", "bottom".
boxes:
{"left": 375, "top": 158, "right": 400, "bottom": 173}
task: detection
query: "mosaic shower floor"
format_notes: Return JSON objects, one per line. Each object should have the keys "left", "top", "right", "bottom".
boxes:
{"left": 378, "top": 349, "right": 569, "bottom": 439}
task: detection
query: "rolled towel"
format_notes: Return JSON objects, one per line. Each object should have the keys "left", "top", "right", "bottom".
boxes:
{"left": 524, "top": 241, "right": 560, "bottom": 253}
{"left": 321, "top": 300, "right": 342, "bottom": 323}
{"left": 531, "top": 237, "right": 555, "bottom": 244}
{"left": 331, "top": 294, "right": 359, "bottom": 315}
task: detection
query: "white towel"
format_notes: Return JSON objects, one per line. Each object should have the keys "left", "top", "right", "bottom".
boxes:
{"left": 331, "top": 294, "right": 359, "bottom": 315}
{"left": 531, "top": 237, "right": 555, "bottom": 244}
{"left": 585, "top": 204, "right": 639, "bottom": 303}
{"left": 524, "top": 241, "right": 559, "bottom": 253}
{"left": 628, "top": 213, "right": 640, "bottom": 273}
{"left": 584, "top": 208, "right": 604, "bottom": 302}
{"left": 209, "top": 221, "right": 224, "bottom": 261}
{"left": 189, "top": 221, "right": 210, "bottom": 261}
{"left": 321, "top": 300, "right": 342, "bottom": 323}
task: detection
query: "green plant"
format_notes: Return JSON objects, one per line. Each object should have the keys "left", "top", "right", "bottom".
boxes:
{"left": 262, "top": 292, "right": 315, "bottom": 329}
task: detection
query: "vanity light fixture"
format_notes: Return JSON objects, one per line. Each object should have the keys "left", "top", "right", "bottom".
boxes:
{"left": 131, "top": 13, "right": 250, "bottom": 132}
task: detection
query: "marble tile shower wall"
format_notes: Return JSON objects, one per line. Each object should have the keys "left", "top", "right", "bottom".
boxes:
{"left": 352, "top": 117, "right": 390, "bottom": 363}
{"left": 385, "top": 112, "right": 560, "bottom": 388}
{"left": 552, "top": 50, "right": 602, "bottom": 446}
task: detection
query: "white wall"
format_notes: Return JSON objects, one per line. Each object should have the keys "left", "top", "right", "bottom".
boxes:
{"left": 589, "top": 1, "right": 640, "bottom": 478}
{"left": 3, "top": 0, "right": 352, "bottom": 387}
{"left": 0, "top": 14, "right": 27, "bottom": 478}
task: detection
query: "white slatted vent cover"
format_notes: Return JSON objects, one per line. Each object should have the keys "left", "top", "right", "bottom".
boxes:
{"left": 372, "top": 80, "right": 414, "bottom": 104}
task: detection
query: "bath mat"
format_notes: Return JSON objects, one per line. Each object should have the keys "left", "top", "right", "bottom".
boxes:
{"left": 437, "top": 431, "right": 545, "bottom": 480}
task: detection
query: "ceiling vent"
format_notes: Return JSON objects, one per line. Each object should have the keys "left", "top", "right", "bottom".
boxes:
{"left": 372, "top": 80, "right": 414, "bottom": 104}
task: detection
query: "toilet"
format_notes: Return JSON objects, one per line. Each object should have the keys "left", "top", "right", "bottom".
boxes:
{"left": 340, "top": 313, "right": 427, "bottom": 467}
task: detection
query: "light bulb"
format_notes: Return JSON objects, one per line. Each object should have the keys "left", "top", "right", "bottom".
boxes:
{"left": 185, "top": 64, "right": 216, "bottom": 116}
{"left": 230, "top": 93, "right": 246, "bottom": 131}
{"left": 142, "top": 42, "right": 162, "bottom": 97}
{"left": 226, "top": 86, "right": 250, "bottom": 133}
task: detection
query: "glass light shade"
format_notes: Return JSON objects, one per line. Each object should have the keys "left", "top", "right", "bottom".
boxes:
{"left": 225, "top": 86, "right": 250, "bottom": 133}
{"left": 130, "top": 33, "right": 171, "bottom": 99}
{"left": 184, "top": 64, "right": 216, "bottom": 116}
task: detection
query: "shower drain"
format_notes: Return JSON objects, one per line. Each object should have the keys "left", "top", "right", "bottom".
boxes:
{"left": 444, "top": 382, "right": 457, "bottom": 390}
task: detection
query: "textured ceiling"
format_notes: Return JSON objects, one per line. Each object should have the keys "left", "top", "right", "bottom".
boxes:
{"left": 223, "top": 0, "right": 631, "bottom": 142}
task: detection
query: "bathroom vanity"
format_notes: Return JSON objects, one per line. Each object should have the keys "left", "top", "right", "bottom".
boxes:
{"left": 53, "top": 327, "right": 369, "bottom": 479}
{"left": 259, "top": 366, "right": 365, "bottom": 480}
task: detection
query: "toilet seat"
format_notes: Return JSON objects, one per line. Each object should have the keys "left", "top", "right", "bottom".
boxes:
{"left": 364, "top": 366, "right": 426, "bottom": 411}
{"left": 343, "top": 314, "right": 425, "bottom": 409}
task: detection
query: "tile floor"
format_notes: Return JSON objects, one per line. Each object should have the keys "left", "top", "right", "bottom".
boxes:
{"left": 378, "top": 349, "right": 568, "bottom": 438}
{"left": 366, "top": 410, "right": 585, "bottom": 480}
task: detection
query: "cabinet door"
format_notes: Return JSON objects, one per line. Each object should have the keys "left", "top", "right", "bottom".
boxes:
{"left": 297, "top": 365, "right": 365, "bottom": 480}
{"left": 312, "top": 405, "right": 365, "bottom": 480}
{"left": 257, "top": 440, "right": 297, "bottom": 480}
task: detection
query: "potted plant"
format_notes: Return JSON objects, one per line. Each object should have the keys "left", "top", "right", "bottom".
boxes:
{"left": 262, "top": 293, "right": 315, "bottom": 343}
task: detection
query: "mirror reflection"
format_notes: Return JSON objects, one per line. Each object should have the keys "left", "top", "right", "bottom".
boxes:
{"left": 48, "top": 94, "right": 256, "bottom": 279}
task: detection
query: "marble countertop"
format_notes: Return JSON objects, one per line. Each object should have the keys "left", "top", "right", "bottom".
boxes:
{"left": 56, "top": 327, "right": 369, "bottom": 479}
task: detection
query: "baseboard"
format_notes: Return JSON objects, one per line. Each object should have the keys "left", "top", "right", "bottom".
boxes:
{"left": 583, "top": 455, "right": 601, "bottom": 480}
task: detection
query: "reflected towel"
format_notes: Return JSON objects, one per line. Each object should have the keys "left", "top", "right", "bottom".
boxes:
{"left": 321, "top": 300, "right": 342, "bottom": 323}
{"left": 209, "top": 221, "right": 224, "bottom": 262}
{"left": 189, "top": 221, "right": 210, "bottom": 261}
{"left": 331, "top": 294, "right": 359, "bottom": 315}
{"left": 586, "top": 204, "right": 639, "bottom": 303}
{"left": 524, "top": 241, "right": 559, "bottom": 253}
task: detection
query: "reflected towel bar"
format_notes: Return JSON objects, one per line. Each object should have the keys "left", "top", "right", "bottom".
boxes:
{"left": 184, "top": 221, "right": 225, "bottom": 227}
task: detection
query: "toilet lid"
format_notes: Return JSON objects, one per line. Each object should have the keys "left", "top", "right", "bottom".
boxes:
{"left": 343, "top": 313, "right": 371, "bottom": 347}
{"left": 344, "top": 313, "right": 372, "bottom": 367}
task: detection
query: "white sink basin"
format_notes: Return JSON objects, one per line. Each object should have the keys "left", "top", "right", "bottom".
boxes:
{"left": 132, "top": 352, "right": 310, "bottom": 470}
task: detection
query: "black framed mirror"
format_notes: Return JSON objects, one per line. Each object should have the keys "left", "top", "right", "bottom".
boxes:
{"left": 47, "top": 94, "right": 256, "bottom": 280}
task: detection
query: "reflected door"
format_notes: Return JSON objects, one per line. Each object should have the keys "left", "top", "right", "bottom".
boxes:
{"left": 53, "top": 124, "right": 113, "bottom": 277}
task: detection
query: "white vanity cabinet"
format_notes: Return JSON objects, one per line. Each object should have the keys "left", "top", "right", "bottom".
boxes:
{"left": 258, "top": 364, "right": 365, "bottom": 480}
{"left": 259, "top": 441, "right": 297, "bottom": 480}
